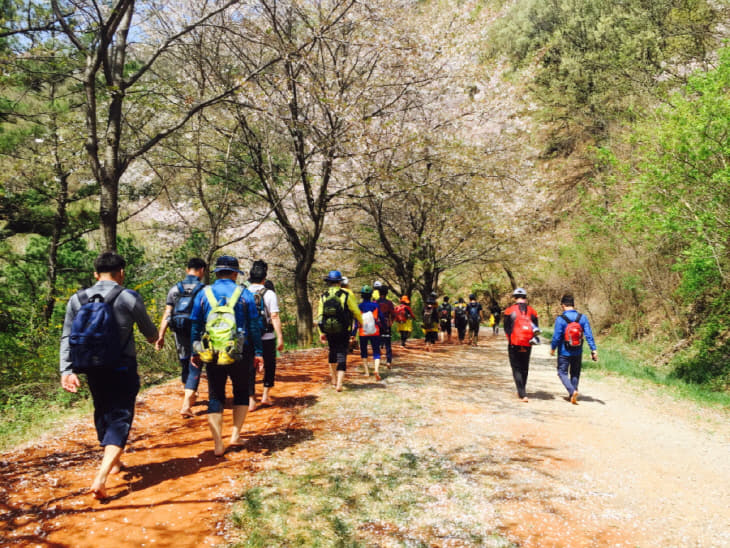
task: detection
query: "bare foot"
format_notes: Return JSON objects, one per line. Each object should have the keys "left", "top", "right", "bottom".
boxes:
{"left": 180, "top": 407, "right": 194, "bottom": 418}
{"left": 213, "top": 439, "right": 225, "bottom": 457}
{"left": 336, "top": 386, "right": 343, "bottom": 392}
{"left": 90, "top": 481, "right": 107, "bottom": 500}
{"left": 248, "top": 403, "right": 257, "bottom": 412}
{"left": 521, "top": 396, "right": 529, "bottom": 403}
{"left": 229, "top": 436, "right": 245, "bottom": 446}
{"left": 259, "top": 399, "right": 272, "bottom": 406}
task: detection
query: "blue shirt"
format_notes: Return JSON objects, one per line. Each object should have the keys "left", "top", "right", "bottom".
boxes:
{"left": 551, "top": 309, "right": 597, "bottom": 357}
{"left": 190, "top": 278, "right": 263, "bottom": 356}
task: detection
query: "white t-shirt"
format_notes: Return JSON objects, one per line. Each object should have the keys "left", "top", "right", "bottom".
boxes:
{"left": 248, "top": 283, "right": 279, "bottom": 341}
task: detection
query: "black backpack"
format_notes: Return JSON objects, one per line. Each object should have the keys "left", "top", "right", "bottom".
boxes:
{"left": 320, "top": 289, "right": 350, "bottom": 334}
{"left": 454, "top": 305, "right": 467, "bottom": 325}
{"left": 467, "top": 302, "right": 481, "bottom": 323}
{"left": 422, "top": 305, "right": 436, "bottom": 329}
{"left": 170, "top": 281, "right": 204, "bottom": 336}
{"left": 69, "top": 286, "right": 127, "bottom": 374}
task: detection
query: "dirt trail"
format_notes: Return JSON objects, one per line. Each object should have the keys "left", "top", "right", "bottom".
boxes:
{"left": 2, "top": 338, "right": 729, "bottom": 547}
{"left": 0, "top": 350, "right": 328, "bottom": 547}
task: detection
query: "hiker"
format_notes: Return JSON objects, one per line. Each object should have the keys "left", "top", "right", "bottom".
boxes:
{"left": 503, "top": 287, "right": 539, "bottom": 402}
{"left": 453, "top": 297, "right": 468, "bottom": 343}
{"left": 466, "top": 294, "right": 483, "bottom": 346}
{"left": 394, "top": 295, "right": 414, "bottom": 347}
{"left": 156, "top": 258, "right": 207, "bottom": 417}
{"left": 246, "top": 260, "right": 284, "bottom": 409}
{"left": 357, "top": 285, "right": 383, "bottom": 380}
{"left": 422, "top": 294, "right": 439, "bottom": 351}
{"left": 60, "top": 251, "right": 158, "bottom": 499}
{"left": 340, "top": 276, "right": 358, "bottom": 353}
{"left": 371, "top": 280, "right": 382, "bottom": 302}
{"left": 489, "top": 301, "right": 502, "bottom": 335}
{"left": 438, "top": 296, "right": 453, "bottom": 343}
{"left": 317, "top": 270, "right": 363, "bottom": 391}
{"left": 550, "top": 294, "right": 598, "bottom": 404}
{"left": 190, "top": 255, "right": 263, "bottom": 456}
{"left": 374, "top": 281, "right": 395, "bottom": 367}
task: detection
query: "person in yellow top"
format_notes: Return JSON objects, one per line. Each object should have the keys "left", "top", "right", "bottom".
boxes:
{"left": 317, "top": 270, "right": 363, "bottom": 391}
{"left": 394, "top": 295, "right": 414, "bottom": 347}
{"left": 422, "top": 293, "right": 439, "bottom": 351}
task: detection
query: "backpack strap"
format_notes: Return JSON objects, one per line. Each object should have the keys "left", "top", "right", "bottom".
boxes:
{"left": 204, "top": 286, "right": 218, "bottom": 309}
{"left": 560, "top": 312, "right": 582, "bottom": 324}
{"left": 103, "top": 285, "right": 125, "bottom": 306}
{"left": 76, "top": 288, "right": 89, "bottom": 307}
{"left": 229, "top": 286, "right": 243, "bottom": 307}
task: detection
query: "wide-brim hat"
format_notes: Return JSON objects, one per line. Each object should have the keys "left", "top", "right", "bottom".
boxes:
{"left": 324, "top": 270, "right": 343, "bottom": 282}
{"left": 213, "top": 255, "right": 244, "bottom": 274}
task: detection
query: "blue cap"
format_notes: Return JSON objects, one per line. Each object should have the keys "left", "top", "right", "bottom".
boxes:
{"left": 213, "top": 255, "right": 243, "bottom": 274}
{"left": 324, "top": 270, "right": 343, "bottom": 282}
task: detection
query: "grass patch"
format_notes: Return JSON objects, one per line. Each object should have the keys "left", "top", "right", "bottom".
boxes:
{"left": 582, "top": 339, "right": 730, "bottom": 408}
{"left": 0, "top": 335, "right": 181, "bottom": 452}
{"left": 230, "top": 448, "right": 495, "bottom": 547}
{"left": 228, "top": 373, "right": 513, "bottom": 547}
{"left": 0, "top": 389, "right": 92, "bottom": 451}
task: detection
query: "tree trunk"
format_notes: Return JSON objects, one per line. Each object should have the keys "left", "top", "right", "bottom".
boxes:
{"left": 43, "top": 173, "right": 68, "bottom": 323}
{"left": 294, "top": 265, "right": 313, "bottom": 347}
{"left": 100, "top": 175, "right": 119, "bottom": 251}
{"left": 503, "top": 265, "right": 517, "bottom": 291}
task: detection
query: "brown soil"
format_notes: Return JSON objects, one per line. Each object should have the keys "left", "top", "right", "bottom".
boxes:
{"left": 2, "top": 338, "right": 729, "bottom": 547}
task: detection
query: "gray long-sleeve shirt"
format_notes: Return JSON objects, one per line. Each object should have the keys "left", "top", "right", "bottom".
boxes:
{"left": 59, "top": 280, "right": 158, "bottom": 375}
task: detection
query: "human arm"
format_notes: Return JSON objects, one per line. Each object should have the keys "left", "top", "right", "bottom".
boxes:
{"left": 156, "top": 304, "right": 174, "bottom": 350}
{"left": 581, "top": 315, "right": 598, "bottom": 360}
{"left": 271, "top": 312, "right": 284, "bottom": 352}
{"left": 502, "top": 307, "right": 512, "bottom": 335}
{"left": 60, "top": 294, "right": 81, "bottom": 392}
{"left": 550, "top": 315, "right": 565, "bottom": 355}
{"left": 129, "top": 290, "right": 159, "bottom": 344}
{"left": 316, "top": 292, "right": 325, "bottom": 338}
{"left": 346, "top": 292, "right": 364, "bottom": 325}
{"left": 189, "top": 291, "right": 207, "bottom": 346}
{"left": 59, "top": 293, "right": 78, "bottom": 378}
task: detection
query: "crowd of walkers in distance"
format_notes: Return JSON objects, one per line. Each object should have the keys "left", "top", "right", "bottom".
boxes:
{"left": 59, "top": 252, "right": 597, "bottom": 500}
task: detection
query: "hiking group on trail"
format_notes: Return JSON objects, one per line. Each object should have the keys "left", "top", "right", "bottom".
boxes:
{"left": 59, "top": 252, "right": 597, "bottom": 500}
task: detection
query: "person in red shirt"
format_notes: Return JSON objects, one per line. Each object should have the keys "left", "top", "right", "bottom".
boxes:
{"left": 373, "top": 281, "right": 395, "bottom": 367}
{"left": 502, "top": 287, "right": 539, "bottom": 402}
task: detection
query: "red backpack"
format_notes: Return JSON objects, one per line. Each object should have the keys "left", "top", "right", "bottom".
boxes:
{"left": 561, "top": 313, "right": 584, "bottom": 349}
{"left": 510, "top": 308, "right": 534, "bottom": 346}
{"left": 394, "top": 304, "right": 409, "bottom": 323}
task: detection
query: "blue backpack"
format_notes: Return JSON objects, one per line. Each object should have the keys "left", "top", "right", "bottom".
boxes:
{"left": 170, "top": 281, "right": 204, "bottom": 335}
{"left": 69, "top": 286, "right": 127, "bottom": 374}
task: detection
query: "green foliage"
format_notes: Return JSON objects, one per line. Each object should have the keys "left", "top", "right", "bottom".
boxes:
{"left": 670, "top": 291, "right": 730, "bottom": 390}
{"left": 567, "top": 46, "right": 730, "bottom": 389}
{"left": 628, "top": 45, "right": 730, "bottom": 298}
{"left": 489, "top": 0, "right": 722, "bottom": 131}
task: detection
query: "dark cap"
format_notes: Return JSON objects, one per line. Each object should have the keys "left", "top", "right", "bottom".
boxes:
{"left": 213, "top": 255, "right": 243, "bottom": 274}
